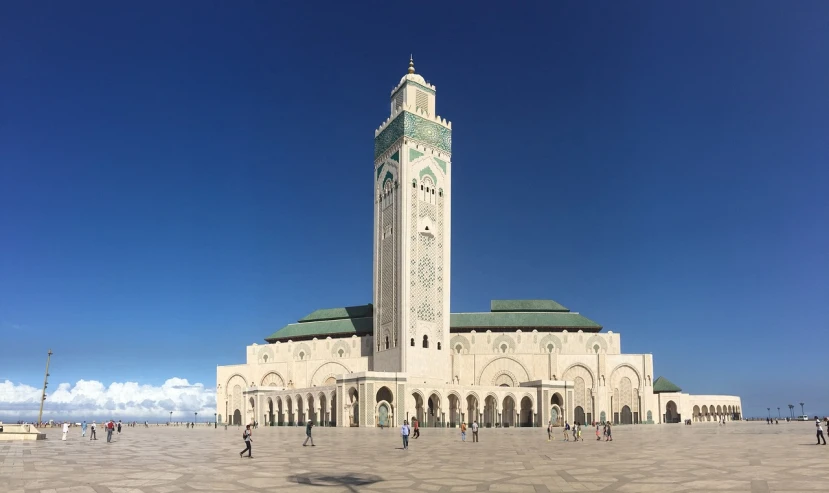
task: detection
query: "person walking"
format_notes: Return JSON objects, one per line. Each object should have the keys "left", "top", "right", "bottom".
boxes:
{"left": 401, "top": 420, "right": 410, "bottom": 450}
{"left": 303, "top": 419, "right": 315, "bottom": 446}
{"left": 62, "top": 422, "right": 69, "bottom": 441}
{"left": 460, "top": 421, "right": 467, "bottom": 442}
{"left": 239, "top": 424, "right": 253, "bottom": 458}
{"left": 413, "top": 419, "right": 420, "bottom": 439}
{"left": 816, "top": 417, "right": 826, "bottom": 445}
{"left": 106, "top": 420, "right": 114, "bottom": 443}
{"left": 117, "top": 420, "right": 122, "bottom": 434}
{"left": 547, "top": 421, "right": 553, "bottom": 442}
{"left": 471, "top": 420, "right": 479, "bottom": 443}
{"left": 81, "top": 420, "right": 87, "bottom": 438}
{"left": 571, "top": 422, "right": 577, "bottom": 442}
{"left": 563, "top": 421, "right": 570, "bottom": 441}
{"left": 90, "top": 421, "right": 97, "bottom": 440}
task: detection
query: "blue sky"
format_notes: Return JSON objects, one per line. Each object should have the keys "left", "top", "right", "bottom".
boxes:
{"left": 1, "top": 1, "right": 827, "bottom": 420}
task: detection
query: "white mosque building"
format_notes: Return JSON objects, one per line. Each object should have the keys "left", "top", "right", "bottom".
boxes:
{"left": 216, "top": 60, "right": 741, "bottom": 428}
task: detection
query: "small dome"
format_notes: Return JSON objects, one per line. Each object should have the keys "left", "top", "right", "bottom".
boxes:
{"left": 400, "top": 73, "right": 426, "bottom": 85}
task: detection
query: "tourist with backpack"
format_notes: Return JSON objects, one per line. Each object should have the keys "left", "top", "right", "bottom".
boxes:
{"left": 239, "top": 424, "right": 253, "bottom": 458}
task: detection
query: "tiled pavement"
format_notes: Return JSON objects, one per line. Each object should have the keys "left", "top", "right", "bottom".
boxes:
{"left": 1, "top": 422, "right": 827, "bottom": 492}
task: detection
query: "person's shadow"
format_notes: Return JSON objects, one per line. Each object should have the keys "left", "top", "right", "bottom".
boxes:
{"left": 289, "top": 473, "right": 382, "bottom": 492}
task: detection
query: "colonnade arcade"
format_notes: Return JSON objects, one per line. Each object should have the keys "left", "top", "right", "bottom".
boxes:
{"left": 691, "top": 404, "right": 742, "bottom": 422}
{"left": 239, "top": 386, "right": 339, "bottom": 427}
{"left": 234, "top": 384, "right": 542, "bottom": 428}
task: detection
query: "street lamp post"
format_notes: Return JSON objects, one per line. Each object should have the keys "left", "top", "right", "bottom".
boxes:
{"left": 777, "top": 407, "right": 780, "bottom": 419}
{"left": 767, "top": 408, "right": 770, "bottom": 420}
{"left": 37, "top": 350, "right": 53, "bottom": 426}
{"left": 169, "top": 411, "right": 173, "bottom": 424}
{"left": 800, "top": 402, "right": 805, "bottom": 416}
{"left": 194, "top": 412, "right": 198, "bottom": 425}
{"left": 788, "top": 404, "right": 794, "bottom": 419}
{"left": 214, "top": 413, "right": 217, "bottom": 429}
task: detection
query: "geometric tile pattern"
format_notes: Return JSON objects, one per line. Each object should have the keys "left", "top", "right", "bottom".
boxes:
{"left": 2, "top": 423, "right": 827, "bottom": 492}
{"left": 375, "top": 111, "right": 451, "bottom": 159}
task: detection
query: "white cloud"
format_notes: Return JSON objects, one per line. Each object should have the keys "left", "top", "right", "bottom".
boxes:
{"left": 0, "top": 378, "right": 215, "bottom": 422}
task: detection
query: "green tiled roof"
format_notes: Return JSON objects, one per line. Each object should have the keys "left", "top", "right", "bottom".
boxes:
{"left": 264, "top": 300, "right": 602, "bottom": 342}
{"left": 450, "top": 312, "right": 601, "bottom": 331}
{"left": 265, "top": 317, "right": 373, "bottom": 342}
{"left": 298, "top": 304, "right": 373, "bottom": 323}
{"left": 490, "top": 300, "right": 569, "bottom": 312}
{"left": 653, "top": 376, "right": 682, "bottom": 393}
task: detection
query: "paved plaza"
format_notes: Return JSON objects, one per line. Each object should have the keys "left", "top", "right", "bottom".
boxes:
{"left": 1, "top": 422, "right": 827, "bottom": 492}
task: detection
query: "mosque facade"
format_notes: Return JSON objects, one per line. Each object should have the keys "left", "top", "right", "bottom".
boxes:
{"left": 216, "top": 60, "right": 741, "bottom": 428}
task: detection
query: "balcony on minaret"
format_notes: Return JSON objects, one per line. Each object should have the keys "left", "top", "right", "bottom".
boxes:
{"left": 389, "top": 57, "right": 436, "bottom": 117}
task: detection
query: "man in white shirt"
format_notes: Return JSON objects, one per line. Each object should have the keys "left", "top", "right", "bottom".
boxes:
{"left": 816, "top": 417, "right": 826, "bottom": 445}
{"left": 61, "top": 422, "right": 69, "bottom": 441}
{"left": 471, "top": 420, "right": 479, "bottom": 442}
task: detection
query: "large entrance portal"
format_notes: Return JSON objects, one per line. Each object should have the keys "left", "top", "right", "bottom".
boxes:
{"left": 665, "top": 401, "right": 680, "bottom": 423}
{"left": 574, "top": 406, "right": 585, "bottom": 425}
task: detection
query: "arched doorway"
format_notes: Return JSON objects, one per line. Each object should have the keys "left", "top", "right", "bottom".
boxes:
{"left": 296, "top": 396, "right": 304, "bottom": 424}
{"left": 412, "top": 393, "right": 425, "bottom": 426}
{"left": 248, "top": 397, "right": 255, "bottom": 426}
{"left": 377, "top": 402, "right": 390, "bottom": 427}
{"left": 330, "top": 393, "right": 337, "bottom": 426}
{"left": 574, "top": 406, "right": 585, "bottom": 425}
{"left": 318, "top": 393, "right": 327, "bottom": 426}
{"left": 307, "top": 394, "right": 316, "bottom": 425}
{"left": 502, "top": 396, "right": 515, "bottom": 427}
{"left": 427, "top": 393, "right": 441, "bottom": 427}
{"left": 620, "top": 405, "right": 632, "bottom": 424}
{"left": 376, "top": 386, "right": 393, "bottom": 427}
{"left": 665, "top": 401, "right": 679, "bottom": 423}
{"left": 701, "top": 405, "right": 709, "bottom": 421}
{"left": 484, "top": 395, "right": 497, "bottom": 427}
{"left": 276, "top": 397, "right": 284, "bottom": 425}
{"left": 466, "top": 395, "right": 479, "bottom": 425}
{"left": 267, "top": 398, "right": 274, "bottom": 426}
{"left": 550, "top": 406, "right": 560, "bottom": 426}
{"left": 286, "top": 396, "right": 294, "bottom": 425}
{"left": 520, "top": 396, "right": 533, "bottom": 427}
{"left": 448, "top": 394, "right": 460, "bottom": 427}
{"left": 551, "top": 392, "right": 564, "bottom": 426}
{"left": 348, "top": 387, "right": 359, "bottom": 426}
{"left": 233, "top": 409, "right": 242, "bottom": 425}
{"left": 692, "top": 405, "right": 701, "bottom": 422}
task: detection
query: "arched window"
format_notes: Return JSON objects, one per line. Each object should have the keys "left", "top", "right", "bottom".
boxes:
{"left": 410, "top": 338, "right": 415, "bottom": 347}
{"left": 385, "top": 336, "right": 389, "bottom": 350}
{"left": 422, "top": 335, "right": 429, "bottom": 348}
{"left": 263, "top": 354, "right": 268, "bottom": 362}
{"left": 299, "top": 351, "right": 305, "bottom": 360}
{"left": 437, "top": 342, "right": 441, "bottom": 350}
{"left": 455, "top": 344, "right": 462, "bottom": 354}
{"left": 546, "top": 343, "right": 554, "bottom": 353}
{"left": 338, "top": 349, "right": 344, "bottom": 358}
{"left": 500, "top": 343, "right": 507, "bottom": 353}
{"left": 593, "top": 344, "right": 600, "bottom": 354}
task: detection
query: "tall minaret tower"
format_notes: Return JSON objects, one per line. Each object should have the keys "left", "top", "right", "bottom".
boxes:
{"left": 372, "top": 58, "right": 452, "bottom": 384}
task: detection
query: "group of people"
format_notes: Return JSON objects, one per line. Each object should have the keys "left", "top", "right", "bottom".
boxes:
{"left": 59, "top": 419, "right": 122, "bottom": 443}
{"left": 238, "top": 418, "right": 318, "bottom": 459}
{"left": 556, "top": 421, "right": 612, "bottom": 442}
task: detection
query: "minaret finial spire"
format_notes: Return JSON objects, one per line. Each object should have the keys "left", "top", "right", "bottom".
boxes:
{"left": 408, "top": 55, "right": 415, "bottom": 74}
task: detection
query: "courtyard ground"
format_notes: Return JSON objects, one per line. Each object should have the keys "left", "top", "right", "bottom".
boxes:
{"left": 1, "top": 421, "right": 827, "bottom": 492}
